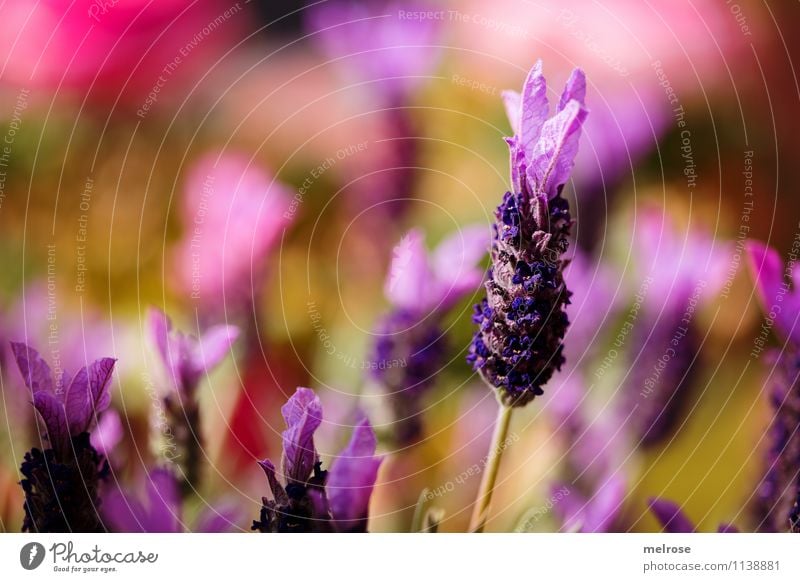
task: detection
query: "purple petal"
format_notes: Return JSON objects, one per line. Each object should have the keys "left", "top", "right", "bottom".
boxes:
{"left": 518, "top": 60, "right": 549, "bottom": 161}
{"left": 32, "top": 391, "right": 69, "bottom": 453}
{"left": 581, "top": 474, "right": 625, "bottom": 532}
{"left": 280, "top": 388, "right": 323, "bottom": 483}
{"left": 194, "top": 501, "right": 243, "bottom": 533}
{"left": 104, "top": 469, "right": 181, "bottom": 533}
{"left": 148, "top": 308, "right": 173, "bottom": 376}
{"left": 384, "top": 229, "right": 434, "bottom": 310}
{"left": 90, "top": 409, "right": 122, "bottom": 456}
{"left": 64, "top": 358, "right": 116, "bottom": 435}
{"left": 10, "top": 342, "right": 54, "bottom": 395}
{"left": 327, "top": 419, "right": 383, "bottom": 531}
{"left": 746, "top": 241, "right": 800, "bottom": 344}
{"left": 431, "top": 225, "right": 489, "bottom": 309}
{"left": 558, "top": 68, "right": 587, "bottom": 112}
{"left": 529, "top": 99, "right": 589, "bottom": 198}
{"left": 63, "top": 368, "right": 91, "bottom": 436}
{"left": 649, "top": 498, "right": 696, "bottom": 533}
{"left": 717, "top": 523, "right": 739, "bottom": 533}
{"left": 192, "top": 324, "right": 240, "bottom": 378}
{"left": 257, "top": 459, "right": 288, "bottom": 506}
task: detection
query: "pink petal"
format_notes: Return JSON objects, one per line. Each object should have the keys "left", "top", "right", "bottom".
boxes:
{"left": 558, "top": 68, "right": 587, "bottom": 112}
{"left": 431, "top": 225, "right": 489, "bottom": 309}
{"left": 384, "top": 229, "right": 435, "bottom": 310}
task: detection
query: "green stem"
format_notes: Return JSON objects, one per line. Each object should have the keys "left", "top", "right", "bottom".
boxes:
{"left": 469, "top": 403, "right": 513, "bottom": 532}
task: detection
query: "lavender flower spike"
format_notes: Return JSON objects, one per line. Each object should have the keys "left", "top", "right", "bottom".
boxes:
{"left": 253, "top": 388, "right": 383, "bottom": 533}
{"left": 468, "top": 62, "right": 588, "bottom": 407}
{"left": 371, "top": 226, "right": 488, "bottom": 442}
{"left": 148, "top": 308, "right": 239, "bottom": 494}
{"left": 11, "top": 342, "right": 116, "bottom": 532}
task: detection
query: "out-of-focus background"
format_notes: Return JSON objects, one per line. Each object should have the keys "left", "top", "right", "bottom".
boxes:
{"left": 0, "top": 0, "right": 798, "bottom": 532}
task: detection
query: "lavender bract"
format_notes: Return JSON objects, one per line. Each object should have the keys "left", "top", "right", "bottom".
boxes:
{"left": 11, "top": 342, "right": 116, "bottom": 532}
{"left": 468, "top": 61, "right": 588, "bottom": 407}
{"left": 253, "top": 388, "right": 382, "bottom": 533}
{"left": 370, "top": 227, "right": 487, "bottom": 442}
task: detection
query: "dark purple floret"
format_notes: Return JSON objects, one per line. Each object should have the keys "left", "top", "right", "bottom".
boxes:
{"left": 756, "top": 351, "right": 800, "bottom": 532}
{"left": 20, "top": 432, "right": 107, "bottom": 533}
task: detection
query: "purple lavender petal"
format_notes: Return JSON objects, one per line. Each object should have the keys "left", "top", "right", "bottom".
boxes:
{"left": 746, "top": 241, "right": 800, "bottom": 344}
{"left": 104, "top": 469, "right": 181, "bottom": 533}
{"left": 529, "top": 98, "right": 589, "bottom": 198}
{"left": 193, "top": 324, "right": 240, "bottom": 378}
{"left": 10, "top": 342, "right": 54, "bottom": 395}
{"left": 581, "top": 474, "right": 625, "bottom": 532}
{"left": 558, "top": 68, "right": 587, "bottom": 112}
{"left": 258, "top": 459, "right": 288, "bottom": 506}
{"left": 431, "top": 225, "right": 489, "bottom": 310}
{"left": 327, "top": 419, "right": 383, "bottom": 531}
{"left": 384, "top": 229, "right": 433, "bottom": 310}
{"left": 280, "top": 388, "right": 323, "bottom": 484}
{"left": 32, "top": 391, "right": 69, "bottom": 453}
{"left": 649, "top": 498, "right": 696, "bottom": 533}
{"left": 518, "top": 60, "right": 549, "bottom": 160}
{"left": 90, "top": 409, "right": 122, "bottom": 456}
{"left": 194, "top": 501, "right": 243, "bottom": 533}
{"left": 63, "top": 368, "right": 91, "bottom": 436}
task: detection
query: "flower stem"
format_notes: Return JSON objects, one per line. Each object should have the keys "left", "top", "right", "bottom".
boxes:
{"left": 469, "top": 403, "right": 513, "bottom": 532}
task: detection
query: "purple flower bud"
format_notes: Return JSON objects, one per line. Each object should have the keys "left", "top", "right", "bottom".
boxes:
{"left": 327, "top": 419, "right": 383, "bottom": 532}
{"left": 10, "top": 342, "right": 116, "bottom": 532}
{"left": 253, "top": 389, "right": 382, "bottom": 533}
{"left": 468, "top": 61, "right": 587, "bottom": 407}
{"left": 148, "top": 308, "right": 239, "bottom": 396}
{"left": 281, "top": 387, "right": 323, "bottom": 484}
{"left": 648, "top": 498, "right": 695, "bottom": 533}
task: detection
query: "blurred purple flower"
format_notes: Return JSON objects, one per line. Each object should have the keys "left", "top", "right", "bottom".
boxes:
{"left": 742, "top": 245, "right": 800, "bottom": 532}
{"left": 306, "top": 0, "right": 440, "bottom": 105}
{"left": 104, "top": 468, "right": 241, "bottom": 532}
{"left": 622, "top": 209, "right": 728, "bottom": 445}
{"left": 149, "top": 308, "right": 239, "bottom": 494}
{"left": 149, "top": 308, "right": 239, "bottom": 397}
{"left": 469, "top": 61, "right": 588, "bottom": 407}
{"left": 11, "top": 342, "right": 115, "bottom": 455}
{"left": 175, "top": 153, "right": 294, "bottom": 313}
{"left": 253, "top": 388, "right": 383, "bottom": 533}
{"left": 555, "top": 474, "right": 625, "bottom": 532}
{"left": 90, "top": 409, "right": 123, "bottom": 457}
{"left": 746, "top": 241, "right": 800, "bottom": 345}
{"left": 371, "top": 227, "right": 488, "bottom": 442}
{"left": 11, "top": 342, "right": 116, "bottom": 532}
{"left": 649, "top": 498, "right": 738, "bottom": 533}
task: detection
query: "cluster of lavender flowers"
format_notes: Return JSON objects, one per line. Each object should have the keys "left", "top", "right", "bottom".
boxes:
{"left": 468, "top": 61, "right": 588, "bottom": 407}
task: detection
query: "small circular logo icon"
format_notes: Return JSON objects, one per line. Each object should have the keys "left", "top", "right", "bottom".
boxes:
{"left": 20, "top": 542, "right": 46, "bottom": 570}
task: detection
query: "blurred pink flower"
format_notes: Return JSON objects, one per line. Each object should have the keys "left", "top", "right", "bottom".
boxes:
{"left": 174, "top": 153, "right": 294, "bottom": 311}
{"left": 0, "top": 0, "right": 248, "bottom": 107}
{"left": 745, "top": 241, "right": 800, "bottom": 345}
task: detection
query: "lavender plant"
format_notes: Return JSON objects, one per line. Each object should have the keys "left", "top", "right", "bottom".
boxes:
{"left": 11, "top": 342, "right": 116, "bottom": 532}
{"left": 466, "top": 61, "right": 588, "bottom": 531}
{"left": 253, "top": 388, "right": 382, "bottom": 533}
